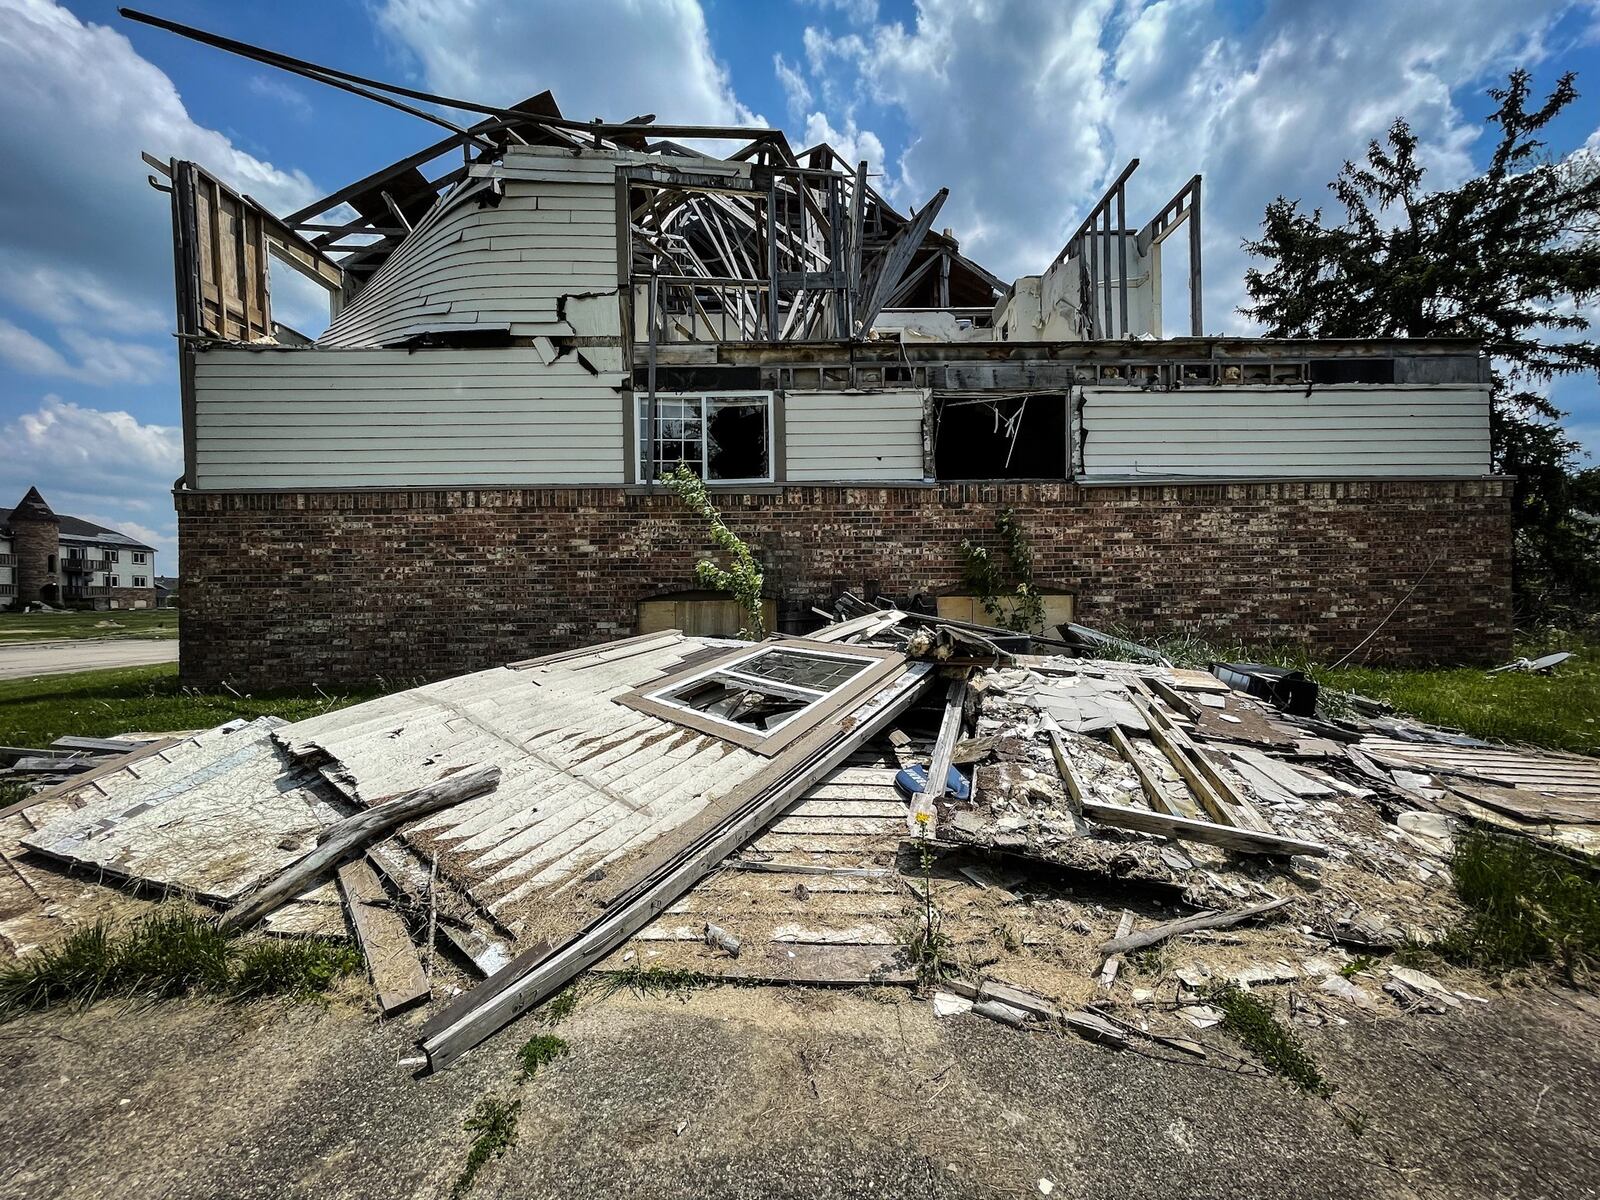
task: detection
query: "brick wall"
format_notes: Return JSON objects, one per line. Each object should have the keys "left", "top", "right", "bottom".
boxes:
{"left": 175, "top": 479, "right": 1513, "bottom": 689}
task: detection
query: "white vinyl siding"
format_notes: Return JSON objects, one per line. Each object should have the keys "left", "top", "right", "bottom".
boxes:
{"left": 1079, "top": 385, "right": 1491, "bottom": 479}
{"left": 192, "top": 346, "right": 627, "bottom": 489}
{"left": 318, "top": 149, "right": 625, "bottom": 348}
{"left": 783, "top": 389, "right": 927, "bottom": 482}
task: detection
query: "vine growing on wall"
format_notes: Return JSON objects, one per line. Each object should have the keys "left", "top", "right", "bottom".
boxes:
{"left": 959, "top": 507, "right": 1045, "bottom": 634}
{"left": 662, "top": 464, "right": 767, "bottom": 639}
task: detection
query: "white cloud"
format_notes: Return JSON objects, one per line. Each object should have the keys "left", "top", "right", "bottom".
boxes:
{"left": 789, "top": 0, "right": 1582, "bottom": 330}
{"left": 800, "top": 0, "right": 879, "bottom": 25}
{"left": 0, "top": 319, "right": 163, "bottom": 386}
{"left": 774, "top": 54, "right": 813, "bottom": 122}
{"left": 0, "top": 1, "right": 318, "bottom": 352}
{"left": 247, "top": 74, "right": 313, "bottom": 120}
{"left": 1, "top": 396, "right": 182, "bottom": 562}
{"left": 377, "top": 0, "right": 764, "bottom": 129}
{"left": 801, "top": 112, "right": 885, "bottom": 173}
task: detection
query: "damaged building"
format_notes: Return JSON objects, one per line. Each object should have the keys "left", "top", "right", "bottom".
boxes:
{"left": 134, "top": 13, "right": 1509, "bottom": 689}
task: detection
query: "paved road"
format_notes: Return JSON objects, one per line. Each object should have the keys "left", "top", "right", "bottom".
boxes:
{"left": 0, "top": 638, "right": 179, "bottom": 680}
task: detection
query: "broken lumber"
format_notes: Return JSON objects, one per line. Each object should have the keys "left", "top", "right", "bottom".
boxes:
{"left": 1108, "top": 726, "right": 1187, "bottom": 817}
{"left": 1098, "top": 910, "right": 1135, "bottom": 986}
{"left": 908, "top": 677, "right": 966, "bottom": 833}
{"left": 418, "top": 663, "right": 934, "bottom": 1071}
{"left": 0, "top": 736, "right": 180, "bottom": 821}
{"left": 1095, "top": 897, "right": 1291, "bottom": 957}
{"left": 220, "top": 764, "right": 500, "bottom": 932}
{"left": 337, "top": 857, "right": 430, "bottom": 1015}
{"left": 1080, "top": 798, "right": 1328, "bottom": 858}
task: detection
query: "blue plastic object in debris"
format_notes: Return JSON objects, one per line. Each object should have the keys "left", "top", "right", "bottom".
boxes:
{"left": 894, "top": 763, "right": 971, "bottom": 801}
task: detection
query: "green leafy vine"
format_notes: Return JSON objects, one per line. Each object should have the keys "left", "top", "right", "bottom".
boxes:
{"left": 662, "top": 464, "right": 767, "bottom": 640}
{"left": 958, "top": 507, "right": 1045, "bottom": 634}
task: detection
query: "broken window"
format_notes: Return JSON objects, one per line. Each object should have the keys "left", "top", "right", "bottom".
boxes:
{"left": 637, "top": 392, "right": 772, "bottom": 484}
{"left": 932, "top": 394, "right": 1067, "bottom": 479}
{"left": 616, "top": 639, "right": 900, "bottom": 754}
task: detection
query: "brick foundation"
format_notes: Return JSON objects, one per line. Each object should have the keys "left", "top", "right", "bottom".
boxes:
{"left": 175, "top": 479, "right": 1513, "bottom": 689}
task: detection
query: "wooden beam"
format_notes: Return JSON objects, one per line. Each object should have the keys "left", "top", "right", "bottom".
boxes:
{"left": 1081, "top": 799, "right": 1328, "bottom": 858}
{"left": 1096, "top": 897, "right": 1290, "bottom": 956}
{"left": 1108, "top": 726, "right": 1189, "bottom": 817}
{"left": 1046, "top": 730, "right": 1085, "bottom": 816}
{"left": 220, "top": 764, "right": 500, "bottom": 932}
{"left": 855, "top": 188, "right": 948, "bottom": 336}
{"left": 337, "top": 858, "right": 430, "bottom": 1015}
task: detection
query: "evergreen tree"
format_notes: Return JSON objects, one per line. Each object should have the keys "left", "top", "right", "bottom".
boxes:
{"left": 1242, "top": 71, "right": 1600, "bottom": 619}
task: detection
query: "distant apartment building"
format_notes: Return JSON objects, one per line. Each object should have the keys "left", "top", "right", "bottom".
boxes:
{"left": 1, "top": 487, "right": 158, "bottom": 611}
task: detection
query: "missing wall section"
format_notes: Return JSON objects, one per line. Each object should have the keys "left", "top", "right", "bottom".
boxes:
{"left": 932, "top": 393, "right": 1068, "bottom": 480}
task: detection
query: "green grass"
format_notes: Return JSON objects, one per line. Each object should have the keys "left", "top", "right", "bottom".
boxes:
{"left": 1319, "top": 632, "right": 1600, "bottom": 756}
{"left": 0, "top": 664, "right": 379, "bottom": 747}
{"left": 516, "top": 1033, "right": 570, "bottom": 1080}
{"left": 0, "top": 905, "right": 362, "bottom": 1017}
{"left": 0, "top": 609, "right": 177, "bottom": 643}
{"left": 592, "top": 964, "right": 714, "bottom": 1000}
{"left": 1430, "top": 830, "right": 1600, "bottom": 982}
{"left": 1204, "top": 980, "right": 1330, "bottom": 1096}
{"left": 452, "top": 1096, "right": 521, "bottom": 1198}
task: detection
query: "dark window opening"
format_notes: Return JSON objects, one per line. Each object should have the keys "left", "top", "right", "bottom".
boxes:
{"left": 933, "top": 394, "right": 1067, "bottom": 479}
{"left": 1308, "top": 359, "right": 1395, "bottom": 385}
{"left": 46, "top": 555, "right": 56, "bottom": 573}
{"left": 663, "top": 678, "right": 807, "bottom": 731}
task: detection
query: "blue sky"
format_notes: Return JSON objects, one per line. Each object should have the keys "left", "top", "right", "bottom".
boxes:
{"left": 2, "top": 0, "right": 1599, "bottom": 566}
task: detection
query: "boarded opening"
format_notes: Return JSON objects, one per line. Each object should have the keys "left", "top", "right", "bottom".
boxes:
{"left": 637, "top": 590, "right": 779, "bottom": 638}
{"left": 935, "top": 592, "right": 1075, "bottom": 636}
{"left": 933, "top": 394, "right": 1067, "bottom": 479}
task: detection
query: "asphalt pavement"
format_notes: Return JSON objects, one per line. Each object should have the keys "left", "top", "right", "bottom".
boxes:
{"left": 0, "top": 638, "right": 179, "bottom": 680}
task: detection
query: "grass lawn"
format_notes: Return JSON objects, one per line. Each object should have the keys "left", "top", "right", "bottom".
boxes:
{"left": 0, "top": 664, "right": 380, "bottom": 749}
{"left": 0, "top": 609, "right": 177, "bottom": 644}
{"left": 1316, "top": 633, "right": 1600, "bottom": 757}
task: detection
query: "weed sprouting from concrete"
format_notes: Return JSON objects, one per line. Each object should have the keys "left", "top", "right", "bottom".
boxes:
{"left": 0, "top": 905, "right": 361, "bottom": 1017}
{"left": 517, "top": 1033, "right": 570, "bottom": 1081}
{"left": 451, "top": 1096, "right": 520, "bottom": 1198}
{"left": 535, "top": 984, "right": 581, "bottom": 1026}
{"left": 593, "top": 964, "right": 714, "bottom": 1000}
{"left": 1205, "top": 981, "right": 1331, "bottom": 1097}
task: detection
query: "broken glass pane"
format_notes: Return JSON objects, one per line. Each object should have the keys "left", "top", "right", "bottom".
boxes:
{"left": 728, "top": 648, "right": 870, "bottom": 693}
{"left": 706, "top": 399, "right": 768, "bottom": 480}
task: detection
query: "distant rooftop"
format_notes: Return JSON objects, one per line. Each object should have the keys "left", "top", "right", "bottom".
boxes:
{"left": 1, "top": 488, "right": 157, "bottom": 553}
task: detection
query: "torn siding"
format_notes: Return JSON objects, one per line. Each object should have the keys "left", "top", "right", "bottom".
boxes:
{"left": 1078, "top": 385, "right": 1493, "bottom": 479}
{"left": 190, "top": 345, "right": 627, "bottom": 488}
{"left": 783, "top": 389, "right": 927, "bottom": 482}
{"left": 318, "top": 148, "right": 631, "bottom": 347}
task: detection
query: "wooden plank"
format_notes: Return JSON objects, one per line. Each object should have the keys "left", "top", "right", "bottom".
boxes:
{"left": 0, "top": 737, "right": 180, "bottom": 822}
{"left": 1098, "top": 911, "right": 1135, "bottom": 987}
{"left": 1081, "top": 799, "right": 1328, "bottom": 858}
{"left": 910, "top": 678, "right": 966, "bottom": 834}
{"left": 1047, "top": 730, "right": 1085, "bottom": 816}
{"left": 1131, "top": 692, "right": 1239, "bottom": 826}
{"left": 336, "top": 858, "right": 431, "bottom": 1015}
{"left": 1108, "top": 726, "right": 1181, "bottom": 816}
{"left": 50, "top": 735, "right": 149, "bottom": 754}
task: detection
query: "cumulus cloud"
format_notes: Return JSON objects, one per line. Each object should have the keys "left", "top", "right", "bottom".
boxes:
{"left": 1, "top": 396, "right": 183, "bottom": 561}
{"left": 789, "top": 0, "right": 1581, "bottom": 329}
{"left": 0, "top": 319, "right": 163, "bottom": 386}
{"left": 801, "top": 112, "right": 885, "bottom": 172}
{"left": 377, "top": 0, "right": 764, "bottom": 128}
{"left": 0, "top": 1, "right": 317, "bottom": 353}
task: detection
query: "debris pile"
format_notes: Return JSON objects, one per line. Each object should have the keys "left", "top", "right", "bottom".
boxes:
{"left": 1, "top": 606, "right": 1593, "bottom": 1071}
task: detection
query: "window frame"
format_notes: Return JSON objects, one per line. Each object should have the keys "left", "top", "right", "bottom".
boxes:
{"left": 616, "top": 637, "right": 902, "bottom": 755}
{"left": 133, "top": 552, "right": 148, "bottom": 565}
{"left": 633, "top": 390, "right": 776, "bottom": 486}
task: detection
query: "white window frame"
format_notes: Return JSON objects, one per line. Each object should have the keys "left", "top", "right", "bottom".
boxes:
{"left": 633, "top": 391, "right": 775, "bottom": 485}
{"left": 107, "top": 550, "right": 119, "bottom": 563}
{"left": 133, "top": 552, "right": 148, "bottom": 565}
{"left": 132, "top": 576, "right": 148, "bottom": 588}
{"left": 108, "top": 575, "right": 120, "bottom": 587}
